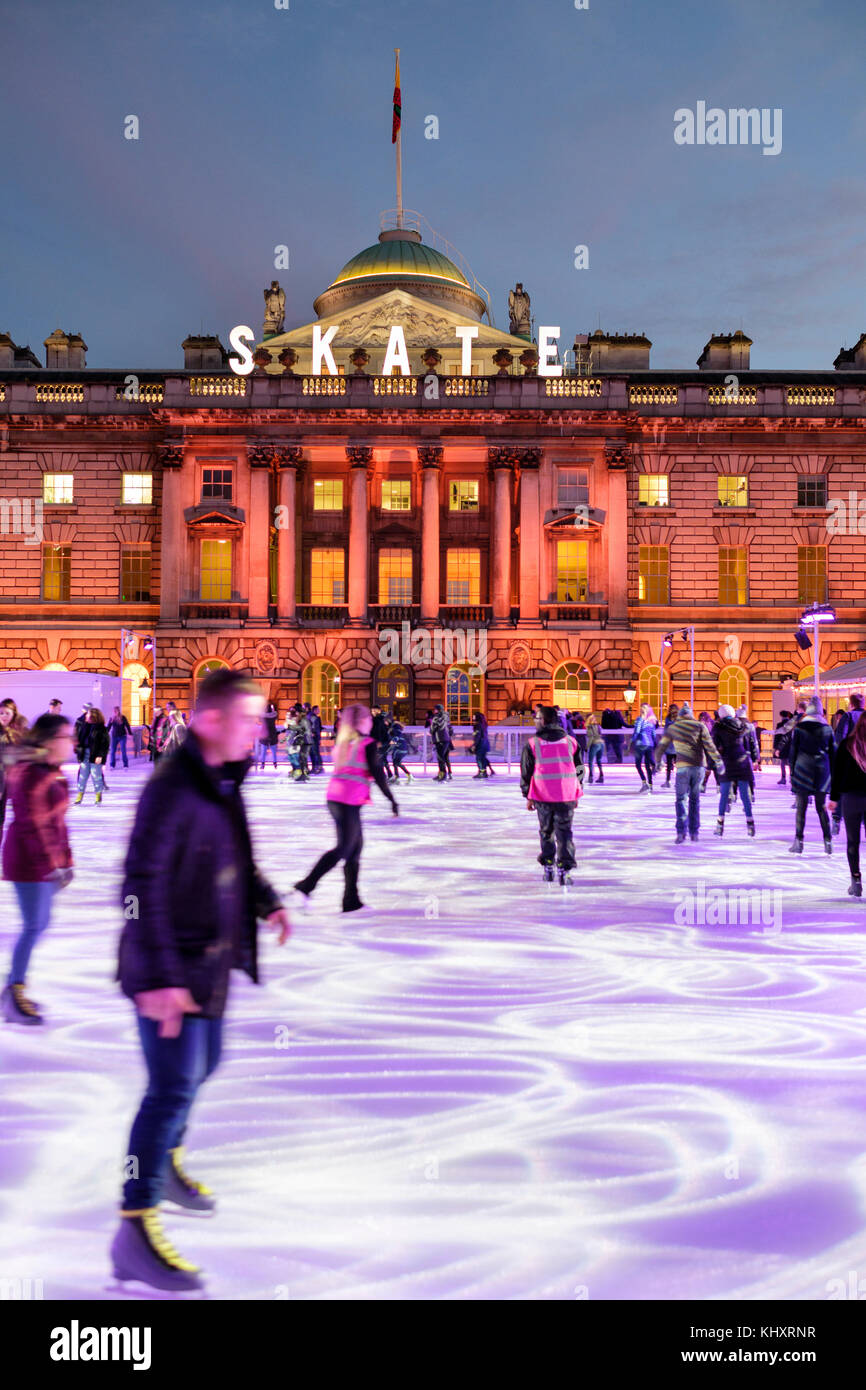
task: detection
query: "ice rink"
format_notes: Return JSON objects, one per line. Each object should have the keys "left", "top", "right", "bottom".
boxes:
{"left": 1, "top": 755, "right": 865, "bottom": 1301}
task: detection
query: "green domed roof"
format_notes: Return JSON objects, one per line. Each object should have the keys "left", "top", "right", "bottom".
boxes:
{"left": 328, "top": 238, "right": 470, "bottom": 291}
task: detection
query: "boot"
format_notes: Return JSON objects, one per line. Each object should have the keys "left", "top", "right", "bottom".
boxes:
{"left": 689, "top": 833, "right": 699, "bottom": 842}
{"left": 675, "top": 832, "right": 686, "bottom": 844}
{"left": 487, "top": 767, "right": 495, "bottom": 776}
{"left": 558, "top": 867, "right": 574, "bottom": 888}
{"left": 746, "top": 819, "right": 756, "bottom": 837}
{"left": 832, "top": 818, "right": 841, "bottom": 836}
{"left": 1, "top": 983, "right": 43, "bottom": 1026}
{"left": 74, "top": 792, "right": 83, "bottom": 804}
{"left": 110, "top": 1209, "right": 204, "bottom": 1292}
{"left": 848, "top": 877, "right": 863, "bottom": 897}
{"left": 95, "top": 791, "right": 102, "bottom": 804}
{"left": 163, "top": 1147, "right": 216, "bottom": 1213}
{"left": 824, "top": 838, "right": 833, "bottom": 855}
{"left": 789, "top": 837, "right": 804, "bottom": 854}
{"left": 542, "top": 863, "right": 556, "bottom": 884}
{"left": 597, "top": 774, "right": 604, "bottom": 784}
{"left": 714, "top": 817, "right": 724, "bottom": 836}
{"left": 342, "top": 863, "right": 364, "bottom": 913}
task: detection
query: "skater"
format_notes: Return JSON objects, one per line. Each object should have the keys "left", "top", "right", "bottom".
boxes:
{"left": 294, "top": 703, "right": 398, "bottom": 913}
{"left": 309, "top": 704, "right": 324, "bottom": 773}
{"left": 257, "top": 701, "right": 279, "bottom": 770}
{"left": 788, "top": 698, "right": 834, "bottom": 855}
{"left": 656, "top": 702, "right": 723, "bottom": 844}
{"left": 0, "top": 697, "right": 29, "bottom": 837}
{"left": 74, "top": 707, "right": 110, "bottom": 804}
{"left": 584, "top": 713, "right": 605, "bottom": 783}
{"left": 830, "top": 694, "right": 863, "bottom": 835}
{"left": 1, "top": 714, "right": 75, "bottom": 1025}
{"left": 829, "top": 713, "right": 866, "bottom": 896}
{"left": 773, "top": 710, "right": 794, "bottom": 785}
{"left": 107, "top": 706, "right": 132, "bottom": 769}
{"left": 387, "top": 721, "right": 413, "bottom": 782}
{"left": 662, "top": 703, "right": 679, "bottom": 786}
{"left": 286, "top": 705, "right": 312, "bottom": 781}
{"left": 711, "top": 705, "right": 759, "bottom": 837}
{"left": 699, "top": 713, "right": 719, "bottom": 792}
{"left": 371, "top": 706, "right": 394, "bottom": 779}
{"left": 471, "top": 711, "right": 494, "bottom": 778}
{"left": 520, "top": 705, "right": 583, "bottom": 886}
{"left": 601, "top": 706, "right": 625, "bottom": 763}
{"left": 150, "top": 705, "right": 170, "bottom": 763}
{"left": 112, "top": 669, "right": 290, "bottom": 1292}
{"left": 631, "top": 703, "right": 658, "bottom": 793}
{"left": 430, "top": 704, "right": 453, "bottom": 781}
{"left": 162, "top": 707, "right": 188, "bottom": 756}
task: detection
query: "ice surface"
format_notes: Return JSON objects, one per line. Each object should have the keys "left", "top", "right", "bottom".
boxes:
{"left": 1, "top": 757, "right": 865, "bottom": 1301}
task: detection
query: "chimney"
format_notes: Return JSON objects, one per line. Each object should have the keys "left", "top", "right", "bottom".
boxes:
{"left": 833, "top": 333, "right": 866, "bottom": 370}
{"left": 44, "top": 329, "right": 87, "bottom": 369}
{"left": 585, "top": 330, "right": 651, "bottom": 371}
{"left": 182, "top": 334, "right": 229, "bottom": 370}
{"left": 697, "top": 331, "right": 751, "bottom": 371}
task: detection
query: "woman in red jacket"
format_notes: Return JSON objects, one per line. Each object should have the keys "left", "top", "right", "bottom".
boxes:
{"left": 294, "top": 704, "right": 398, "bottom": 912}
{"left": 1, "top": 714, "right": 75, "bottom": 1024}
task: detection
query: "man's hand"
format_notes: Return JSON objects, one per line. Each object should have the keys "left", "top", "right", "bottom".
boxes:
{"left": 135, "top": 987, "right": 201, "bottom": 1039}
{"left": 526, "top": 799, "right": 536, "bottom": 811}
{"left": 828, "top": 800, "right": 838, "bottom": 814}
{"left": 266, "top": 908, "right": 291, "bottom": 945}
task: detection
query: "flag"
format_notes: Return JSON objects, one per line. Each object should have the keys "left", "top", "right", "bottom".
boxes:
{"left": 391, "top": 53, "right": 401, "bottom": 143}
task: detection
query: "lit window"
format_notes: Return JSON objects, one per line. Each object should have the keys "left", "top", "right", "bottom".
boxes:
{"left": 637, "top": 664, "right": 671, "bottom": 715}
{"left": 557, "top": 469, "right": 589, "bottom": 508}
{"left": 556, "top": 539, "right": 588, "bottom": 601}
{"left": 200, "top": 539, "right": 232, "bottom": 600}
{"left": 718, "top": 547, "right": 748, "bottom": 605}
{"left": 798, "top": 545, "right": 827, "bottom": 603}
{"left": 313, "top": 478, "right": 344, "bottom": 511}
{"left": 201, "top": 468, "right": 233, "bottom": 502}
{"left": 122, "top": 473, "right": 153, "bottom": 505}
{"left": 382, "top": 480, "right": 411, "bottom": 511}
{"left": 310, "top": 549, "right": 345, "bottom": 604}
{"left": 42, "top": 544, "right": 71, "bottom": 601}
{"left": 552, "top": 661, "right": 592, "bottom": 711}
{"left": 302, "top": 660, "right": 341, "bottom": 723}
{"left": 638, "top": 545, "right": 669, "bottom": 603}
{"left": 446, "top": 662, "right": 484, "bottom": 723}
{"left": 638, "top": 474, "right": 669, "bottom": 507}
{"left": 797, "top": 476, "right": 827, "bottom": 508}
{"left": 717, "top": 475, "right": 748, "bottom": 507}
{"left": 378, "top": 548, "right": 413, "bottom": 603}
{"left": 446, "top": 549, "right": 480, "bottom": 604}
{"left": 449, "top": 480, "right": 479, "bottom": 511}
{"left": 718, "top": 665, "right": 748, "bottom": 710}
{"left": 120, "top": 545, "right": 152, "bottom": 602}
{"left": 43, "top": 474, "right": 73, "bottom": 504}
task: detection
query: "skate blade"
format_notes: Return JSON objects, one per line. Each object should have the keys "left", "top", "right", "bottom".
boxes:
{"left": 160, "top": 1201, "right": 217, "bottom": 1218}
{"left": 106, "top": 1276, "right": 209, "bottom": 1299}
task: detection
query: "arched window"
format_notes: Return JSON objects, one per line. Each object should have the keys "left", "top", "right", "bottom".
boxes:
{"left": 637, "top": 664, "right": 671, "bottom": 717}
{"left": 41, "top": 662, "right": 67, "bottom": 671}
{"left": 374, "top": 663, "right": 413, "bottom": 723}
{"left": 446, "top": 661, "right": 484, "bottom": 725}
{"left": 193, "top": 657, "right": 229, "bottom": 701}
{"left": 718, "top": 665, "right": 748, "bottom": 712}
{"left": 552, "top": 661, "right": 592, "bottom": 712}
{"left": 122, "top": 661, "right": 151, "bottom": 727}
{"left": 302, "top": 659, "right": 340, "bottom": 723}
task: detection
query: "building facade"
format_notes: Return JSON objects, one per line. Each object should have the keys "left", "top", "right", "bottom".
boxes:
{"left": 2, "top": 225, "right": 866, "bottom": 727}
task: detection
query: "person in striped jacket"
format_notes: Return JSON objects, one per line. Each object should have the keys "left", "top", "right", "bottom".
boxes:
{"left": 520, "top": 706, "right": 584, "bottom": 886}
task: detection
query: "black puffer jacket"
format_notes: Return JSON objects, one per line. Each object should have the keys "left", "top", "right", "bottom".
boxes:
{"left": 790, "top": 718, "right": 835, "bottom": 797}
{"left": 712, "top": 715, "right": 758, "bottom": 780}
{"left": 118, "top": 731, "right": 282, "bottom": 1018}
{"left": 78, "top": 721, "right": 110, "bottom": 762}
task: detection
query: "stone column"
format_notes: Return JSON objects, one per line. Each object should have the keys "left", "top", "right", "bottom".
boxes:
{"left": 488, "top": 448, "right": 513, "bottom": 622}
{"left": 517, "top": 448, "right": 542, "bottom": 623}
{"left": 158, "top": 443, "right": 184, "bottom": 621}
{"left": 605, "top": 442, "right": 630, "bottom": 626}
{"left": 347, "top": 445, "right": 372, "bottom": 625}
{"left": 248, "top": 444, "right": 274, "bottom": 621}
{"left": 419, "top": 445, "right": 442, "bottom": 623}
{"left": 275, "top": 445, "right": 303, "bottom": 623}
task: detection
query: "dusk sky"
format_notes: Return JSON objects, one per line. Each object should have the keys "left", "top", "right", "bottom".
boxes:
{"left": 2, "top": 0, "right": 864, "bottom": 370}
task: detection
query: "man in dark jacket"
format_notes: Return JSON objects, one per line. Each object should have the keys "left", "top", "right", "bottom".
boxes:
{"left": 308, "top": 703, "right": 324, "bottom": 773}
{"left": 711, "top": 704, "right": 759, "bottom": 836}
{"left": 111, "top": 669, "right": 290, "bottom": 1293}
{"left": 600, "top": 706, "right": 626, "bottom": 762}
{"left": 520, "top": 706, "right": 584, "bottom": 883}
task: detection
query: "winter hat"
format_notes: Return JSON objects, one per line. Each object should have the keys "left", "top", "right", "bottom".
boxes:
{"left": 805, "top": 698, "right": 826, "bottom": 721}
{"left": 717, "top": 704, "right": 736, "bottom": 718}
{"left": 679, "top": 701, "right": 693, "bottom": 717}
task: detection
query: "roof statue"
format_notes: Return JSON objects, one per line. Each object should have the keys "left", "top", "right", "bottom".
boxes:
{"left": 508, "top": 283, "right": 531, "bottom": 338}
{"left": 263, "top": 280, "right": 286, "bottom": 337}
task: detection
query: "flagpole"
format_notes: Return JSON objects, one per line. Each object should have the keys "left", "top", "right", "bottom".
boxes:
{"left": 394, "top": 48, "right": 403, "bottom": 229}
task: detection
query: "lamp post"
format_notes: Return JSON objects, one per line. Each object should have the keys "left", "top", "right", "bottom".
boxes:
{"left": 799, "top": 603, "right": 836, "bottom": 706}
{"left": 659, "top": 633, "right": 673, "bottom": 720}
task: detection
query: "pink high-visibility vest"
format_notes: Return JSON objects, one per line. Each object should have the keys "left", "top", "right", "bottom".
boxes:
{"left": 327, "top": 736, "right": 373, "bottom": 806}
{"left": 528, "top": 735, "right": 580, "bottom": 803}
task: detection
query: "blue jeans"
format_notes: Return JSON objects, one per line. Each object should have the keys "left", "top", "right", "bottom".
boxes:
{"left": 719, "top": 778, "right": 752, "bottom": 819}
{"left": 587, "top": 744, "right": 604, "bottom": 777}
{"left": 675, "top": 764, "right": 704, "bottom": 836}
{"left": 8, "top": 880, "right": 58, "bottom": 985}
{"left": 109, "top": 733, "right": 128, "bottom": 768}
{"left": 122, "top": 1013, "right": 223, "bottom": 1210}
{"left": 77, "top": 756, "right": 105, "bottom": 794}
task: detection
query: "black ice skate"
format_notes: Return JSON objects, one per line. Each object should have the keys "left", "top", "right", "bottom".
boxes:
{"left": 848, "top": 877, "right": 863, "bottom": 897}
{"left": 542, "top": 864, "right": 556, "bottom": 884}
{"left": 110, "top": 1209, "right": 204, "bottom": 1292}
{"left": 557, "top": 867, "right": 574, "bottom": 888}
{"left": 163, "top": 1147, "right": 216, "bottom": 1213}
